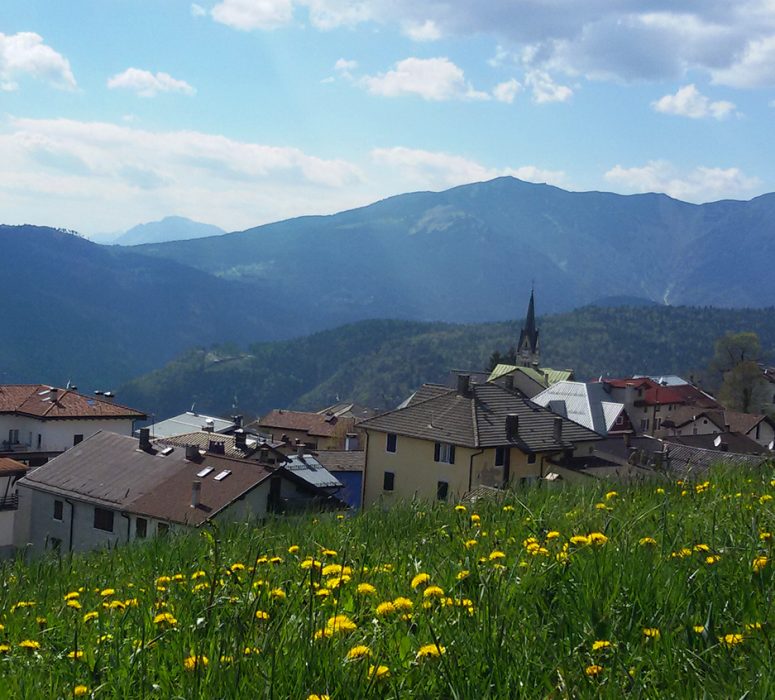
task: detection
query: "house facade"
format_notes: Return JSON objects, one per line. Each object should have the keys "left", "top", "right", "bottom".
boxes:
{"left": 14, "top": 430, "right": 343, "bottom": 555}
{"left": 0, "top": 457, "right": 26, "bottom": 558}
{"left": 0, "top": 384, "right": 145, "bottom": 464}
{"left": 250, "top": 409, "right": 358, "bottom": 450}
{"left": 359, "top": 376, "right": 601, "bottom": 507}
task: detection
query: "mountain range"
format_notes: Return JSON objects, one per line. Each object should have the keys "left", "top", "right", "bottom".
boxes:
{"left": 3, "top": 176, "right": 775, "bottom": 391}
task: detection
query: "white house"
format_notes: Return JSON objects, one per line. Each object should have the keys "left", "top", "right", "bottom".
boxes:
{"left": 0, "top": 457, "right": 26, "bottom": 558}
{"left": 0, "top": 384, "right": 145, "bottom": 463}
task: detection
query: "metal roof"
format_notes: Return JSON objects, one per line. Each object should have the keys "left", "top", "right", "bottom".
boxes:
{"left": 533, "top": 381, "right": 627, "bottom": 436}
{"left": 487, "top": 364, "right": 572, "bottom": 386}
{"left": 283, "top": 454, "right": 342, "bottom": 489}
{"left": 147, "top": 412, "right": 235, "bottom": 439}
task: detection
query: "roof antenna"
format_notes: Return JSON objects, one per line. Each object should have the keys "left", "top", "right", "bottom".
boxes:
{"left": 190, "top": 402, "right": 196, "bottom": 414}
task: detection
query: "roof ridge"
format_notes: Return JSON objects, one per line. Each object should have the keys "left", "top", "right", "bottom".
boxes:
{"left": 361, "top": 387, "right": 456, "bottom": 425}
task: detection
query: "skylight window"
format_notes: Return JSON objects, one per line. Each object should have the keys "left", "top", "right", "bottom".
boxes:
{"left": 214, "top": 470, "right": 232, "bottom": 481}
{"left": 196, "top": 467, "right": 214, "bottom": 478}
{"left": 160, "top": 446, "right": 174, "bottom": 456}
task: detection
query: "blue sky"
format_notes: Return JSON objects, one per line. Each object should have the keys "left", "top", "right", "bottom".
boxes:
{"left": 2, "top": 1, "right": 775, "bottom": 235}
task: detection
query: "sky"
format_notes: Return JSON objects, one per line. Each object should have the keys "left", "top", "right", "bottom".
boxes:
{"left": 1, "top": 1, "right": 775, "bottom": 236}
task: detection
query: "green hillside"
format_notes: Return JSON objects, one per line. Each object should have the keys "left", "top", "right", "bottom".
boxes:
{"left": 2, "top": 467, "right": 775, "bottom": 697}
{"left": 119, "top": 306, "right": 775, "bottom": 420}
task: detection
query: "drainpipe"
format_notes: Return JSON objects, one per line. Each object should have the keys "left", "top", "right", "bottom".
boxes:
{"left": 360, "top": 431, "right": 369, "bottom": 511}
{"left": 468, "top": 448, "right": 484, "bottom": 492}
{"left": 64, "top": 498, "right": 75, "bottom": 552}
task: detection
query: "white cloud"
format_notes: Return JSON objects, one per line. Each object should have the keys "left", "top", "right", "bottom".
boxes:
{"left": 211, "top": 0, "right": 294, "bottom": 30}
{"left": 524, "top": 70, "right": 572, "bottom": 103}
{"left": 107, "top": 68, "right": 196, "bottom": 98}
{"left": 0, "top": 32, "right": 76, "bottom": 91}
{"left": 191, "top": 3, "right": 207, "bottom": 17}
{"left": 0, "top": 117, "right": 366, "bottom": 233}
{"left": 712, "top": 35, "right": 775, "bottom": 87}
{"left": 403, "top": 19, "right": 442, "bottom": 41}
{"left": 372, "top": 146, "right": 565, "bottom": 189}
{"left": 652, "top": 84, "right": 736, "bottom": 119}
{"left": 361, "top": 57, "right": 489, "bottom": 101}
{"left": 492, "top": 78, "right": 521, "bottom": 103}
{"left": 604, "top": 160, "right": 760, "bottom": 202}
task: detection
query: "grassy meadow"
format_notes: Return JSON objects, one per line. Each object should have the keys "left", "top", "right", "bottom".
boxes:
{"left": 2, "top": 467, "right": 775, "bottom": 698}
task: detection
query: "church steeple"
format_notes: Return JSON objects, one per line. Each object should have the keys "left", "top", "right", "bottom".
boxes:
{"left": 517, "top": 289, "right": 539, "bottom": 367}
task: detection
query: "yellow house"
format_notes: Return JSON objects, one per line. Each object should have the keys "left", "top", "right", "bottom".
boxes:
{"left": 360, "top": 376, "right": 602, "bottom": 507}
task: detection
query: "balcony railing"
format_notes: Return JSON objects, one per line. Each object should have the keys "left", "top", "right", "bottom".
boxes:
{"left": 0, "top": 494, "right": 19, "bottom": 511}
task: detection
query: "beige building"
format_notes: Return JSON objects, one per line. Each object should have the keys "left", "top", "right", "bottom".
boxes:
{"left": 359, "top": 376, "right": 602, "bottom": 507}
{"left": 250, "top": 409, "right": 358, "bottom": 451}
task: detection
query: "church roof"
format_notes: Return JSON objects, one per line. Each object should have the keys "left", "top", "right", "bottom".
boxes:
{"left": 518, "top": 290, "right": 539, "bottom": 355}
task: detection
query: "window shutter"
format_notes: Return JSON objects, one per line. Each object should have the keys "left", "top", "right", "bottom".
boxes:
{"left": 449, "top": 445, "right": 456, "bottom": 464}
{"left": 434, "top": 442, "right": 440, "bottom": 462}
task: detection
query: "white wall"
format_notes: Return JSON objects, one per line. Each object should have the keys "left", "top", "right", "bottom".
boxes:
{"left": 0, "top": 416, "right": 135, "bottom": 453}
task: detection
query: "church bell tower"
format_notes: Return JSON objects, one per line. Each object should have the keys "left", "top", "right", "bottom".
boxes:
{"left": 517, "top": 289, "right": 540, "bottom": 367}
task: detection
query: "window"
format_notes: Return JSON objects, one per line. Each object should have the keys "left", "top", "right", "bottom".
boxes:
{"left": 136, "top": 518, "right": 147, "bottom": 539}
{"left": 437, "top": 481, "right": 449, "bottom": 501}
{"left": 157, "top": 522, "right": 169, "bottom": 536}
{"left": 640, "top": 419, "right": 650, "bottom": 432}
{"left": 73, "top": 434, "right": 83, "bottom": 446}
{"left": 756, "top": 423, "right": 761, "bottom": 440}
{"left": 615, "top": 415, "right": 624, "bottom": 426}
{"left": 386, "top": 433, "right": 397, "bottom": 453}
{"left": 655, "top": 404, "right": 661, "bottom": 413}
{"left": 495, "top": 446, "right": 506, "bottom": 467}
{"left": 93, "top": 507, "right": 114, "bottom": 533}
{"left": 654, "top": 418, "right": 662, "bottom": 430}
{"left": 37, "top": 434, "right": 42, "bottom": 448}
{"left": 53, "top": 500, "right": 63, "bottom": 521}
{"left": 8, "top": 429, "right": 19, "bottom": 444}
{"left": 434, "top": 442, "right": 455, "bottom": 464}
{"left": 383, "top": 471, "right": 395, "bottom": 491}
{"left": 527, "top": 453, "right": 537, "bottom": 464}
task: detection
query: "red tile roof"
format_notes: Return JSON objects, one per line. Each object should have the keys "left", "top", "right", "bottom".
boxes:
{"left": 600, "top": 378, "right": 719, "bottom": 408}
{"left": 0, "top": 457, "right": 27, "bottom": 476}
{"left": 254, "top": 410, "right": 355, "bottom": 438}
{"left": 0, "top": 385, "right": 145, "bottom": 420}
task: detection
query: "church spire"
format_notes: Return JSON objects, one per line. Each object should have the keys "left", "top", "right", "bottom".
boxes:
{"left": 517, "top": 288, "right": 539, "bottom": 367}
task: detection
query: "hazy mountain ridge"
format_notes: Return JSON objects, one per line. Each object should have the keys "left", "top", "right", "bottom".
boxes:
{"left": 113, "top": 216, "right": 226, "bottom": 246}
{"left": 127, "top": 178, "right": 775, "bottom": 320}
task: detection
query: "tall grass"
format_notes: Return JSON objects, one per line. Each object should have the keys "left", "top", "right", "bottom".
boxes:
{"left": 1, "top": 466, "right": 774, "bottom": 698}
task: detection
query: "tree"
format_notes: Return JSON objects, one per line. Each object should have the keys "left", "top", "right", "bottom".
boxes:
{"left": 710, "top": 332, "right": 767, "bottom": 413}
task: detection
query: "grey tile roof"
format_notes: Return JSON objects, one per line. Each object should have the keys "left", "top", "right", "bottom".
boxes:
{"left": 154, "top": 431, "right": 261, "bottom": 460}
{"left": 360, "top": 382, "right": 600, "bottom": 452}
{"left": 314, "top": 450, "right": 365, "bottom": 472}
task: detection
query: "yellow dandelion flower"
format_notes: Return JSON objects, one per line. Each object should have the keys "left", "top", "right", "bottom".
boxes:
{"left": 454, "top": 504, "right": 467, "bottom": 513}
{"left": 64, "top": 591, "right": 80, "bottom": 601}
{"left": 255, "top": 610, "right": 270, "bottom": 621}
{"left": 594, "top": 502, "right": 609, "bottom": 510}
{"left": 301, "top": 558, "right": 322, "bottom": 570}
{"left": 411, "top": 573, "right": 431, "bottom": 589}
{"left": 346, "top": 644, "right": 371, "bottom": 660}
{"left": 585, "top": 664, "right": 603, "bottom": 677}
{"left": 230, "top": 563, "right": 245, "bottom": 572}
{"left": 588, "top": 532, "right": 608, "bottom": 546}
{"left": 270, "top": 588, "right": 286, "bottom": 600}
{"left": 694, "top": 543, "right": 710, "bottom": 552}
{"left": 760, "top": 532, "right": 772, "bottom": 541}
{"left": 83, "top": 611, "right": 99, "bottom": 623}
{"left": 605, "top": 491, "right": 618, "bottom": 500}
{"left": 270, "top": 556, "right": 282, "bottom": 564}
{"left": 357, "top": 583, "right": 376, "bottom": 596}
{"left": 643, "top": 627, "right": 661, "bottom": 639}
{"left": 591, "top": 640, "right": 612, "bottom": 651}
{"left": 705, "top": 555, "right": 721, "bottom": 565}
{"left": 322, "top": 549, "right": 337, "bottom": 558}
{"left": 470, "top": 514, "right": 481, "bottom": 525}
{"left": 416, "top": 643, "right": 446, "bottom": 659}
{"left": 67, "top": 599, "right": 82, "bottom": 610}
{"left": 316, "top": 588, "right": 331, "bottom": 598}
{"left": 183, "top": 655, "right": 209, "bottom": 671}
{"left": 464, "top": 539, "right": 478, "bottom": 549}
{"left": 288, "top": 545, "right": 300, "bottom": 554}
{"left": 392, "top": 597, "right": 413, "bottom": 611}
{"left": 423, "top": 586, "right": 445, "bottom": 599}
{"left": 153, "top": 612, "right": 177, "bottom": 626}
{"left": 307, "top": 695, "right": 330, "bottom": 700}
{"left": 655, "top": 487, "right": 665, "bottom": 495}
{"left": 19, "top": 640, "right": 41, "bottom": 651}
{"left": 546, "top": 531, "right": 560, "bottom": 540}
{"left": 456, "top": 570, "right": 470, "bottom": 581}
{"left": 369, "top": 664, "right": 390, "bottom": 680}
{"left": 73, "top": 686, "right": 89, "bottom": 697}
{"left": 570, "top": 535, "right": 589, "bottom": 546}
{"left": 753, "top": 555, "right": 769, "bottom": 573}
{"left": 693, "top": 625, "right": 705, "bottom": 634}
{"left": 639, "top": 537, "right": 657, "bottom": 546}
{"left": 376, "top": 601, "right": 395, "bottom": 616}
{"left": 190, "top": 570, "right": 206, "bottom": 579}
{"left": 325, "top": 614, "right": 356, "bottom": 634}
{"left": 0, "top": 644, "right": 9, "bottom": 655}
{"left": 244, "top": 646, "right": 261, "bottom": 655}
{"left": 67, "top": 650, "right": 85, "bottom": 661}
{"left": 719, "top": 633, "right": 744, "bottom": 647}
{"left": 760, "top": 494, "right": 773, "bottom": 505}
{"left": 99, "top": 588, "right": 115, "bottom": 597}
{"left": 322, "top": 564, "right": 343, "bottom": 576}
{"left": 488, "top": 550, "right": 506, "bottom": 561}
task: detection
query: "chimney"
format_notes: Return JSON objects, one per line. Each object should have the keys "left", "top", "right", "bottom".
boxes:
{"left": 457, "top": 374, "right": 471, "bottom": 397}
{"left": 553, "top": 416, "right": 563, "bottom": 443}
{"left": 139, "top": 428, "right": 151, "bottom": 451}
{"left": 49, "top": 387, "right": 58, "bottom": 403}
{"left": 232, "top": 415, "right": 243, "bottom": 428}
{"left": 720, "top": 442, "right": 729, "bottom": 452}
{"left": 208, "top": 439, "right": 226, "bottom": 455}
{"left": 296, "top": 440, "right": 305, "bottom": 458}
{"left": 724, "top": 424, "right": 731, "bottom": 433}
{"left": 103, "top": 391, "right": 115, "bottom": 403}
{"left": 504, "top": 375, "right": 514, "bottom": 391}
{"left": 345, "top": 433, "right": 359, "bottom": 451}
{"left": 505, "top": 413, "right": 519, "bottom": 441}
{"left": 185, "top": 444, "right": 200, "bottom": 461}
{"left": 624, "top": 383, "right": 635, "bottom": 406}
{"left": 259, "top": 446, "right": 269, "bottom": 462}
{"left": 234, "top": 429, "right": 247, "bottom": 450}
{"left": 203, "top": 419, "right": 215, "bottom": 433}
{"left": 191, "top": 480, "right": 202, "bottom": 508}
{"left": 623, "top": 432, "right": 631, "bottom": 449}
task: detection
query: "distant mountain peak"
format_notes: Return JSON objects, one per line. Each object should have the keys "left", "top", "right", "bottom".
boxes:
{"left": 113, "top": 216, "right": 226, "bottom": 246}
